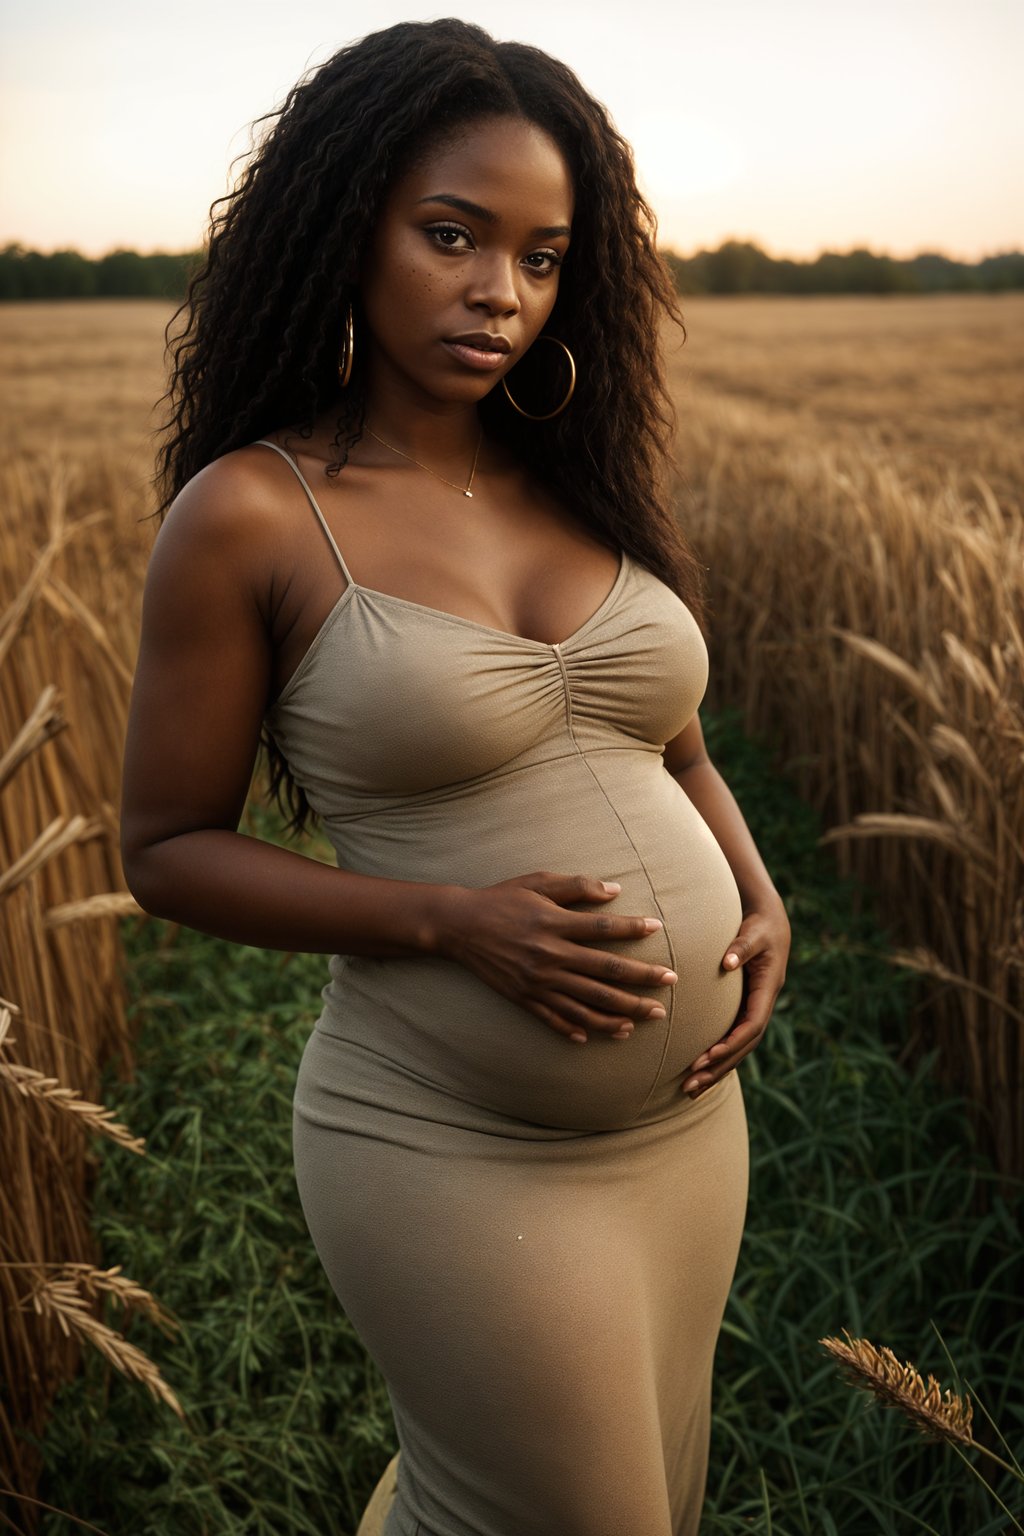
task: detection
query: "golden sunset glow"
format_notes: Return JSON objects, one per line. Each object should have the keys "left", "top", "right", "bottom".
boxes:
{"left": 1, "top": 0, "right": 1020, "bottom": 262}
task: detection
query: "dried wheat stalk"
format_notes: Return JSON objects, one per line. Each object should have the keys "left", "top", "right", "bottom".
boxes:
{"left": 820, "top": 1329, "right": 975, "bottom": 1446}
{"left": 0, "top": 506, "right": 70, "bottom": 670}
{"left": 54, "top": 1262, "right": 177, "bottom": 1333}
{"left": 821, "top": 1329, "right": 1024, "bottom": 1508}
{"left": 0, "top": 1005, "right": 145, "bottom": 1154}
{"left": 0, "top": 813, "right": 108, "bottom": 898}
{"left": 0, "top": 683, "right": 66, "bottom": 792}
{"left": 43, "top": 892, "right": 143, "bottom": 928}
{"left": 41, "top": 575, "right": 135, "bottom": 689}
{"left": 25, "top": 1272, "right": 184, "bottom": 1420}
{"left": 0, "top": 446, "right": 159, "bottom": 1510}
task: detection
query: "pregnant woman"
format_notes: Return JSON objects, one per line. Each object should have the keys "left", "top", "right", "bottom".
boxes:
{"left": 120, "top": 19, "right": 790, "bottom": 1535}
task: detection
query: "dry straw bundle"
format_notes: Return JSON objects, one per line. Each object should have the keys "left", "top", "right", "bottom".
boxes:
{"left": 0, "top": 453, "right": 178, "bottom": 1519}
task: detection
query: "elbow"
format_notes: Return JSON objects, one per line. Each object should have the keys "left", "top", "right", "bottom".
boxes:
{"left": 120, "top": 863, "right": 160, "bottom": 920}
{"left": 120, "top": 840, "right": 172, "bottom": 920}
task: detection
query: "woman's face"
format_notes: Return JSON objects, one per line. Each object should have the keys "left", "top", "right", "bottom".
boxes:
{"left": 358, "top": 114, "right": 574, "bottom": 411}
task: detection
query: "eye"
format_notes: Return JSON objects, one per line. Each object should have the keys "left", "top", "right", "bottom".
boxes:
{"left": 425, "top": 221, "right": 474, "bottom": 252}
{"left": 523, "top": 250, "right": 564, "bottom": 277}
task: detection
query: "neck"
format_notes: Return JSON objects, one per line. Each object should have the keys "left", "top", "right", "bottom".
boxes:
{"left": 365, "top": 405, "right": 482, "bottom": 464}
{"left": 361, "top": 359, "right": 484, "bottom": 462}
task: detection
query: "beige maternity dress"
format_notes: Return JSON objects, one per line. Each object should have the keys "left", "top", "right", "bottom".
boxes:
{"left": 256, "top": 439, "right": 750, "bottom": 1536}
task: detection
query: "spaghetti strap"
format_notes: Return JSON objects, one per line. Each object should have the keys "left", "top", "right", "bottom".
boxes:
{"left": 253, "top": 439, "right": 356, "bottom": 588}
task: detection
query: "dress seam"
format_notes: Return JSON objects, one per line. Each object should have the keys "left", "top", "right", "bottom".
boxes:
{"left": 552, "top": 653, "right": 679, "bottom": 1115}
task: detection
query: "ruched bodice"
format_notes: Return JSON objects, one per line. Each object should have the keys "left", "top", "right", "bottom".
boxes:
{"left": 269, "top": 546, "right": 699, "bottom": 802}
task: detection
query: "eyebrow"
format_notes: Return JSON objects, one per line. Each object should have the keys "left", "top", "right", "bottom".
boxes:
{"left": 416, "top": 193, "right": 571, "bottom": 240}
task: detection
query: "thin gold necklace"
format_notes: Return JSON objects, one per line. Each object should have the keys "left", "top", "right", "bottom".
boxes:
{"left": 364, "top": 424, "right": 483, "bottom": 498}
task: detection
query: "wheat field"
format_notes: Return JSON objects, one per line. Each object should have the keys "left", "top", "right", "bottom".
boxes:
{"left": 0, "top": 291, "right": 1021, "bottom": 1515}
{"left": 668, "top": 293, "right": 1023, "bottom": 1185}
{"left": 668, "top": 292, "right": 1022, "bottom": 501}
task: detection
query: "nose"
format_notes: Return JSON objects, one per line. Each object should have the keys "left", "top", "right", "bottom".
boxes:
{"left": 465, "top": 251, "right": 521, "bottom": 318}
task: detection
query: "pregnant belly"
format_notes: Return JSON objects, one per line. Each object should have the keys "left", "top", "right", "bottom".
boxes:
{"left": 318, "top": 750, "right": 744, "bottom": 1132}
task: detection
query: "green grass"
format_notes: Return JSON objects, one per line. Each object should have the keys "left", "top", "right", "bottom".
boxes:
{"left": 31, "top": 709, "right": 1023, "bottom": 1534}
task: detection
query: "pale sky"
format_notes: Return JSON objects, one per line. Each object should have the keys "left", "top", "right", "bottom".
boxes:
{"left": 2, "top": 0, "right": 1021, "bottom": 263}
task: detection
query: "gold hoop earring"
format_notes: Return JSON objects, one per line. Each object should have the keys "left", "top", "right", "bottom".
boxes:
{"left": 501, "top": 335, "right": 576, "bottom": 421}
{"left": 337, "top": 301, "right": 354, "bottom": 388}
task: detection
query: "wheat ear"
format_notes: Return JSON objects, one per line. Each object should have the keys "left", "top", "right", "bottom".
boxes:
{"left": 0, "top": 1006, "right": 144, "bottom": 1153}
{"left": 821, "top": 1330, "right": 1022, "bottom": 1488}
{"left": 821, "top": 1329, "right": 974, "bottom": 1444}
{"left": 56, "top": 1262, "right": 178, "bottom": 1334}
{"left": 26, "top": 1272, "right": 184, "bottom": 1420}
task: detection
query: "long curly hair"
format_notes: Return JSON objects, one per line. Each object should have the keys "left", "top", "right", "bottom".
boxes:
{"left": 155, "top": 17, "right": 706, "bottom": 839}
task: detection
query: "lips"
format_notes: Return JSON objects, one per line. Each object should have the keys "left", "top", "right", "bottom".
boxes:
{"left": 445, "top": 331, "right": 512, "bottom": 353}
{"left": 442, "top": 334, "right": 513, "bottom": 373}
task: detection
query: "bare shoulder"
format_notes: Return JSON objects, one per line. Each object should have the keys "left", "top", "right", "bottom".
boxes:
{"left": 152, "top": 443, "right": 294, "bottom": 583}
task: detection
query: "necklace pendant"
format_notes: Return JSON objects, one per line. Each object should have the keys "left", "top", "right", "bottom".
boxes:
{"left": 464, "top": 489, "right": 473, "bottom": 498}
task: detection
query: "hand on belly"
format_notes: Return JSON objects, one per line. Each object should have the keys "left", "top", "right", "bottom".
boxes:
{"left": 680, "top": 895, "right": 791, "bottom": 1099}
{"left": 433, "top": 868, "right": 677, "bottom": 1043}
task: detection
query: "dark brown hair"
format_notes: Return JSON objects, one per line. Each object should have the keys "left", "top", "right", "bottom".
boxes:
{"left": 155, "top": 18, "right": 704, "bottom": 838}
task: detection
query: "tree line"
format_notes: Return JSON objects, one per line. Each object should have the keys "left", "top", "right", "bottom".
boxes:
{"left": 0, "top": 246, "right": 195, "bottom": 300}
{"left": 2, "top": 239, "right": 1022, "bottom": 300}
{"left": 663, "top": 241, "right": 1024, "bottom": 294}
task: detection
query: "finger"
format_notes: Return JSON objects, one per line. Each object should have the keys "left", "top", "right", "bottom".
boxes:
{"left": 533, "top": 935, "right": 677, "bottom": 1005}
{"left": 722, "top": 931, "right": 761, "bottom": 970}
{"left": 683, "top": 984, "right": 777, "bottom": 1073}
{"left": 690, "top": 1013, "right": 768, "bottom": 1072}
{"left": 695, "top": 971, "right": 779, "bottom": 1065}
{"left": 684, "top": 1032, "right": 762, "bottom": 1088}
{"left": 548, "top": 971, "right": 673, "bottom": 1023}
{"left": 530, "top": 998, "right": 590, "bottom": 1045}
{"left": 684, "top": 1030, "right": 767, "bottom": 1095}
{"left": 530, "top": 872, "right": 625, "bottom": 905}
{"left": 560, "top": 910, "right": 666, "bottom": 945}
{"left": 682, "top": 1012, "right": 772, "bottom": 1090}
{"left": 544, "top": 990, "right": 641, "bottom": 1036}
{"left": 572, "top": 951, "right": 678, "bottom": 991}
{"left": 549, "top": 958, "right": 675, "bottom": 1019}
{"left": 686, "top": 1068, "right": 734, "bottom": 1099}
{"left": 709, "top": 985, "right": 777, "bottom": 1057}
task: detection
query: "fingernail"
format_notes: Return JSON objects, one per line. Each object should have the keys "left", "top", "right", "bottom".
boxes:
{"left": 644, "top": 918, "right": 663, "bottom": 932}
{"left": 660, "top": 970, "right": 678, "bottom": 983}
{"left": 683, "top": 1078, "right": 699, "bottom": 1092}
{"left": 724, "top": 953, "right": 739, "bottom": 967}
{"left": 602, "top": 881, "right": 621, "bottom": 892}
{"left": 648, "top": 1005, "right": 667, "bottom": 1019}
{"left": 570, "top": 1032, "right": 588, "bottom": 1043}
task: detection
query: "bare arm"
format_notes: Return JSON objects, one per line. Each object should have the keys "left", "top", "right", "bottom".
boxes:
{"left": 663, "top": 715, "right": 784, "bottom": 915}
{"left": 120, "top": 455, "right": 445, "bottom": 957}
{"left": 119, "top": 453, "right": 674, "bottom": 1042}
{"left": 662, "top": 711, "right": 790, "bottom": 1096}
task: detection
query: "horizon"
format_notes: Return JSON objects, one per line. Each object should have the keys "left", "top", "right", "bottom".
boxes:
{"left": 4, "top": 236, "right": 1021, "bottom": 267}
